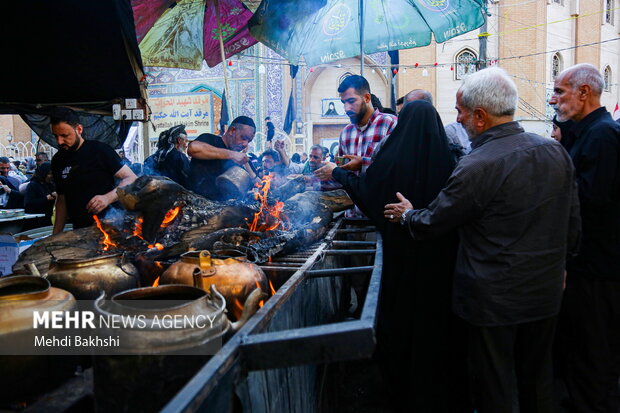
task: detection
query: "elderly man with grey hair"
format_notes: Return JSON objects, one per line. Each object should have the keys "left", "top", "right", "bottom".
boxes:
{"left": 384, "top": 67, "right": 581, "bottom": 413}
{"left": 550, "top": 63, "right": 620, "bottom": 413}
{"left": 404, "top": 88, "right": 433, "bottom": 105}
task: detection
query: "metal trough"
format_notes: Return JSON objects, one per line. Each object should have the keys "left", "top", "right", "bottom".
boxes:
{"left": 163, "top": 216, "right": 383, "bottom": 413}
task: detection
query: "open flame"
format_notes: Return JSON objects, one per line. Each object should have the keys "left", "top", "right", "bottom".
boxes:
{"left": 151, "top": 262, "right": 163, "bottom": 287}
{"left": 93, "top": 215, "right": 117, "bottom": 251}
{"left": 132, "top": 206, "right": 179, "bottom": 246}
{"left": 161, "top": 206, "right": 181, "bottom": 227}
{"left": 133, "top": 217, "right": 145, "bottom": 240}
{"left": 133, "top": 219, "right": 163, "bottom": 250}
{"left": 268, "top": 279, "right": 276, "bottom": 296}
{"left": 247, "top": 174, "right": 290, "bottom": 232}
{"left": 233, "top": 298, "right": 244, "bottom": 320}
{"left": 256, "top": 281, "right": 265, "bottom": 308}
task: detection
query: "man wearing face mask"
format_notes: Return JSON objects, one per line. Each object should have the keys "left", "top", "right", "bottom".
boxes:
{"left": 50, "top": 108, "right": 137, "bottom": 234}
{"left": 336, "top": 75, "right": 397, "bottom": 218}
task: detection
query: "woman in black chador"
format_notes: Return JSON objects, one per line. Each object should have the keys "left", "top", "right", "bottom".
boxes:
{"left": 330, "top": 100, "right": 471, "bottom": 412}
{"left": 24, "top": 161, "right": 56, "bottom": 228}
{"left": 143, "top": 124, "right": 190, "bottom": 188}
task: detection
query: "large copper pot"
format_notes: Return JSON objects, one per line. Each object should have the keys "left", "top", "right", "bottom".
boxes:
{"left": 215, "top": 165, "right": 253, "bottom": 197}
{"left": 0, "top": 275, "right": 76, "bottom": 337}
{"left": 0, "top": 275, "right": 80, "bottom": 401}
{"left": 94, "top": 284, "right": 236, "bottom": 354}
{"left": 92, "top": 284, "right": 264, "bottom": 412}
{"left": 46, "top": 253, "right": 140, "bottom": 300}
{"left": 160, "top": 250, "right": 269, "bottom": 320}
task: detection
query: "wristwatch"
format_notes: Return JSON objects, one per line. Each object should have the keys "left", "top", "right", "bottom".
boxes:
{"left": 400, "top": 209, "right": 413, "bottom": 226}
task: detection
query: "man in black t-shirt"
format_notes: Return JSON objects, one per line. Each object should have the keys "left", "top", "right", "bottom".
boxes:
{"left": 188, "top": 116, "right": 257, "bottom": 200}
{"left": 50, "top": 108, "right": 137, "bottom": 233}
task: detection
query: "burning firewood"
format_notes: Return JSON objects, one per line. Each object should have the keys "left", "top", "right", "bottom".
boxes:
{"left": 12, "top": 175, "right": 353, "bottom": 277}
{"left": 117, "top": 175, "right": 257, "bottom": 243}
{"left": 179, "top": 189, "right": 354, "bottom": 263}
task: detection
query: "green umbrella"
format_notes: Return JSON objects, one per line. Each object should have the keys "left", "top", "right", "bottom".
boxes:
{"left": 249, "top": 0, "right": 486, "bottom": 68}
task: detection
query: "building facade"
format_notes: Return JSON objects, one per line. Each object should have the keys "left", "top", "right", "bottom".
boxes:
{"left": 3, "top": 1, "right": 618, "bottom": 160}
{"left": 395, "top": 0, "right": 619, "bottom": 136}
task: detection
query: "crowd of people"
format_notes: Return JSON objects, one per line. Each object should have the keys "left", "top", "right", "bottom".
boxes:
{"left": 314, "top": 66, "right": 618, "bottom": 413}
{"left": 0, "top": 151, "right": 60, "bottom": 229}
{"left": 6, "top": 62, "right": 617, "bottom": 412}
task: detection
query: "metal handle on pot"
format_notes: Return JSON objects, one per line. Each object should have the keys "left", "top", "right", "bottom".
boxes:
{"left": 231, "top": 287, "right": 268, "bottom": 332}
{"left": 199, "top": 250, "right": 212, "bottom": 270}
{"left": 117, "top": 253, "right": 138, "bottom": 279}
{"left": 209, "top": 284, "right": 227, "bottom": 315}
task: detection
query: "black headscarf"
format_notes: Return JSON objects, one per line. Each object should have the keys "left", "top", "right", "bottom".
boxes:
{"left": 334, "top": 100, "right": 457, "bottom": 237}
{"left": 552, "top": 115, "right": 575, "bottom": 150}
{"left": 32, "top": 161, "right": 52, "bottom": 184}
{"left": 154, "top": 125, "right": 186, "bottom": 168}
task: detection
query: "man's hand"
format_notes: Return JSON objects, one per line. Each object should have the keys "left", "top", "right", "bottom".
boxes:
{"left": 274, "top": 140, "right": 285, "bottom": 151}
{"left": 384, "top": 192, "right": 413, "bottom": 223}
{"left": 340, "top": 155, "right": 362, "bottom": 171}
{"left": 230, "top": 151, "right": 249, "bottom": 165}
{"left": 314, "top": 162, "right": 337, "bottom": 181}
{"left": 86, "top": 194, "right": 112, "bottom": 214}
{"left": 0, "top": 185, "right": 11, "bottom": 194}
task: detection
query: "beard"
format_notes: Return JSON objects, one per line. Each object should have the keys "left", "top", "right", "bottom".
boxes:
{"left": 553, "top": 107, "right": 569, "bottom": 122}
{"left": 461, "top": 119, "right": 478, "bottom": 141}
{"left": 347, "top": 101, "right": 369, "bottom": 124}
{"left": 59, "top": 133, "right": 82, "bottom": 152}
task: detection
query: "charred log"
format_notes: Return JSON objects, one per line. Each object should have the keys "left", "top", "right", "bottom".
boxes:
{"left": 13, "top": 179, "right": 353, "bottom": 276}
{"left": 184, "top": 189, "right": 351, "bottom": 263}
{"left": 117, "top": 176, "right": 256, "bottom": 243}
{"left": 12, "top": 227, "right": 106, "bottom": 275}
{"left": 269, "top": 176, "right": 306, "bottom": 202}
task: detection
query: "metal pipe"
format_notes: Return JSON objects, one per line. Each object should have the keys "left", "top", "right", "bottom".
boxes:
{"left": 331, "top": 240, "right": 376, "bottom": 247}
{"left": 259, "top": 262, "right": 303, "bottom": 267}
{"left": 335, "top": 228, "right": 375, "bottom": 234}
{"left": 359, "top": 0, "right": 365, "bottom": 76}
{"left": 271, "top": 257, "right": 308, "bottom": 263}
{"left": 324, "top": 249, "right": 376, "bottom": 255}
{"left": 306, "top": 266, "right": 374, "bottom": 277}
{"left": 257, "top": 266, "right": 299, "bottom": 272}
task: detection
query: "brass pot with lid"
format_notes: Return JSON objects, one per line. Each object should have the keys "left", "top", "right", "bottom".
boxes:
{"left": 46, "top": 253, "right": 140, "bottom": 300}
{"left": 160, "top": 250, "right": 269, "bottom": 320}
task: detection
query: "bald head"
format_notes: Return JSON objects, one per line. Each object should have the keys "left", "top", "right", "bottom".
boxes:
{"left": 405, "top": 89, "right": 433, "bottom": 105}
{"left": 550, "top": 63, "right": 604, "bottom": 122}
{"left": 557, "top": 63, "right": 605, "bottom": 97}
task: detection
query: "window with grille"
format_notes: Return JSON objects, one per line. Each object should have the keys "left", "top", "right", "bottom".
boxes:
{"left": 455, "top": 50, "right": 477, "bottom": 80}
{"left": 606, "top": 0, "right": 614, "bottom": 25}
{"left": 552, "top": 53, "right": 562, "bottom": 80}
{"left": 604, "top": 66, "right": 612, "bottom": 92}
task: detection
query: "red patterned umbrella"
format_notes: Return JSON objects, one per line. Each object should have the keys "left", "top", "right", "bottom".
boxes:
{"left": 132, "top": 0, "right": 258, "bottom": 69}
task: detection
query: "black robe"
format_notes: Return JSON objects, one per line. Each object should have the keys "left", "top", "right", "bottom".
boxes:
{"left": 333, "top": 101, "right": 470, "bottom": 412}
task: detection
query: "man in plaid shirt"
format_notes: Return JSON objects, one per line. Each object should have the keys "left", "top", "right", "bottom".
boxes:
{"left": 336, "top": 75, "right": 397, "bottom": 218}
